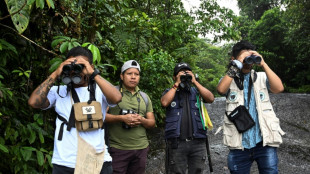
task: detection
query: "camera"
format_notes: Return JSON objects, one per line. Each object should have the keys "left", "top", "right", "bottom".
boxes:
{"left": 61, "top": 61, "right": 84, "bottom": 85}
{"left": 243, "top": 55, "right": 261, "bottom": 65}
{"left": 120, "top": 109, "right": 136, "bottom": 129}
{"left": 179, "top": 73, "right": 192, "bottom": 91}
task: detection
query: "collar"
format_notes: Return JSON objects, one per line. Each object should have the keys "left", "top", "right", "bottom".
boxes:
{"left": 123, "top": 86, "right": 140, "bottom": 95}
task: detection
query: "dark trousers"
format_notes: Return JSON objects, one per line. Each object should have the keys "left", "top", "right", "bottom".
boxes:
{"left": 52, "top": 161, "right": 113, "bottom": 174}
{"left": 109, "top": 146, "right": 149, "bottom": 174}
{"left": 166, "top": 139, "right": 207, "bottom": 174}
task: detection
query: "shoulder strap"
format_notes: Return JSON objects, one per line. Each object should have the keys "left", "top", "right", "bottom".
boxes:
{"left": 247, "top": 75, "right": 252, "bottom": 109}
{"left": 138, "top": 91, "right": 149, "bottom": 109}
{"left": 116, "top": 85, "right": 149, "bottom": 108}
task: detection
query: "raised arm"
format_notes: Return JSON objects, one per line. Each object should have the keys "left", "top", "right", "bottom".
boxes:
{"left": 28, "top": 72, "right": 57, "bottom": 109}
{"left": 187, "top": 70, "right": 214, "bottom": 103}
{"left": 75, "top": 57, "right": 122, "bottom": 104}
{"left": 28, "top": 58, "right": 74, "bottom": 109}
{"left": 217, "top": 75, "right": 234, "bottom": 96}
{"left": 260, "top": 59, "right": 284, "bottom": 93}
{"left": 94, "top": 75, "right": 122, "bottom": 104}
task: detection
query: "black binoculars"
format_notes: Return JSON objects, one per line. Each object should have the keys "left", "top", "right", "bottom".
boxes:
{"left": 61, "top": 62, "right": 84, "bottom": 85}
{"left": 243, "top": 55, "right": 261, "bottom": 65}
{"left": 120, "top": 109, "right": 136, "bottom": 129}
{"left": 179, "top": 73, "right": 192, "bottom": 91}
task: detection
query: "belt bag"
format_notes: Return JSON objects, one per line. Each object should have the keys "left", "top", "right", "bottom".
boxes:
{"left": 73, "top": 101, "right": 103, "bottom": 131}
{"left": 226, "top": 105, "right": 255, "bottom": 133}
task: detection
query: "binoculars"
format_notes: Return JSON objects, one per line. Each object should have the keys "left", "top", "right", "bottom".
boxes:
{"left": 61, "top": 62, "right": 84, "bottom": 85}
{"left": 243, "top": 55, "right": 261, "bottom": 65}
{"left": 120, "top": 109, "right": 136, "bottom": 129}
{"left": 179, "top": 73, "right": 192, "bottom": 91}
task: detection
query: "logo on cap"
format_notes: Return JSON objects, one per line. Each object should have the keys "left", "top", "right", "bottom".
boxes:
{"left": 178, "top": 63, "right": 188, "bottom": 67}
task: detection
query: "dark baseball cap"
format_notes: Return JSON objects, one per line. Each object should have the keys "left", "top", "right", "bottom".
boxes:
{"left": 174, "top": 62, "right": 192, "bottom": 76}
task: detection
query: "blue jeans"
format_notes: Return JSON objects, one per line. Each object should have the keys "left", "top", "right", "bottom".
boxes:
{"left": 227, "top": 142, "right": 278, "bottom": 174}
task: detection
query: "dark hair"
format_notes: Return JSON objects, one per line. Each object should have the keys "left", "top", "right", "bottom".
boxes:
{"left": 66, "top": 46, "right": 93, "bottom": 64}
{"left": 232, "top": 40, "right": 256, "bottom": 58}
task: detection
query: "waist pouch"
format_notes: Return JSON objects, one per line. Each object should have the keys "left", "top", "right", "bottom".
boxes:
{"left": 73, "top": 101, "right": 103, "bottom": 131}
{"left": 226, "top": 105, "right": 255, "bottom": 133}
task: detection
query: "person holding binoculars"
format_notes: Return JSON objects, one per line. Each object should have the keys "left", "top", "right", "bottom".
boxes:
{"left": 28, "top": 46, "right": 122, "bottom": 174}
{"left": 217, "top": 40, "right": 285, "bottom": 174}
{"left": 105, "top": 60, "right": 155, "bottom": 174}
{"left": 161, "top": 62, "right": 214, "bottom": 174}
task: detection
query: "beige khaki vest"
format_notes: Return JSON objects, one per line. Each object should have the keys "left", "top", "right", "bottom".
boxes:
{"left": 223, "top": 70, "right": 285, "bottom": 149}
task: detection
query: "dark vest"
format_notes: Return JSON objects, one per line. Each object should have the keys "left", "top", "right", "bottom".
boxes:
{"left": 164, "top": 87, "right": 207, "bottom": 139}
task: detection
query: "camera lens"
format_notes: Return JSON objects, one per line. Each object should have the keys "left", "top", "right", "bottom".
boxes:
{"left": 71, "top": 75, "right": 82, "bottom": 84}
{"left": 62, "top": 76, "right": 72, "bottom": 85}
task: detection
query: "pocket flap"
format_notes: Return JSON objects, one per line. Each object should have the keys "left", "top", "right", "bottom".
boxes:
{"left": 74, "top": 101, "right": 103, "bottom": 121}
{"left": 166, "top": 115, "right": 180, "bottom": 123}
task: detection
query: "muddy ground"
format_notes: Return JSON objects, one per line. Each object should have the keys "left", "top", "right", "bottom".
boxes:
{"left": 146, "top": 93, "right": 310, "bottom": 174}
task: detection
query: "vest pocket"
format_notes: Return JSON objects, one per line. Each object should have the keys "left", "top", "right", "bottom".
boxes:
{"left": 193, "top": 111, "right": 204, "bottom": 130}
{"left": 223, "top": 117, "right": 241, "bottom": 148}
{"left": 165, "top": 114, "right": 180, "bottom": 132}
{"left": 261, "top": 112, "right": 283, "bottom": 144}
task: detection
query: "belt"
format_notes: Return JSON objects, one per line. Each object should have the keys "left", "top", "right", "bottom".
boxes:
{"left": 167, "top": 137, "right": 205, "bottom": 142}
{"left": 179, "top": 137, "right": 194, "bottom": 142}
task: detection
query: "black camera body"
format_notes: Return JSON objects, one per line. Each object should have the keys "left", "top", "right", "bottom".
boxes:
{"left": 120, "top": 109, "right": 136, "bottom": 129}
{"left": 179, "top": 73, "right": 192, "bottom": 91}
{"left": 243, "top": 55, "right": 261, "bottom": 65}
{"left": 61, "top": 62, "right": 84, "bottom": 85}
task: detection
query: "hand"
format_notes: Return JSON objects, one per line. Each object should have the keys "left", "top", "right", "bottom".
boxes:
{"left": 184, "top": 70, "right": 197, "bottom": 84}
{"left": 123, "top": 114, "right": 142, "bottom": 127}
{"left": 248, "top": 51, "right": 266, "bottom": 67}
{"left": 175, "top": 71, "right": 186, "bottom": 86}
{"left": 74, "top": 56, "right": 94, "bottom": 76}
{"left": 52, "top": 57, "right": 76, "bottom": 78}
{"left": 131, "top": 114, "right": 143, "bottom": 127}
{"left": 236, "top": 50, "right": 265, "bottom": 67}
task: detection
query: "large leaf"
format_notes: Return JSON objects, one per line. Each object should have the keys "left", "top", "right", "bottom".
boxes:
{"left": 36, "top": 150, "right": 44, "bottom": 166}
{"left": 5, "top": 0, "right": 32, "bottom": 34}
{"left": 88, "top": 44, "right": 101, "bottom": 64}
{"left": 20, "top": 147, "right": 33, "bottom": 161}
{"left": 46, "top": 0, "right": 55, "bottom": 9}
{"left": 0, "top": 144, "right": 9, "bottom": 153}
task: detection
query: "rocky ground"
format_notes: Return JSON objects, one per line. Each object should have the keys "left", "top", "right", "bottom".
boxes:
{"left": 145, "top": 93, "right": 310, "bottom": 174}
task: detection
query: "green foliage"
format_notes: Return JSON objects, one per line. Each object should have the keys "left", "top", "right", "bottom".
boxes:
{"left": 242, "top": 1, "right": 310, "bottom": 90}
{"left": 195, "top": 0, "right": 241, "bottom": 42}
{"left": 237, "top": 0, "right": 282, "bottom": 20}
{"left": 138, "top": 49, "right": 176, "bottom": 126}
{"left": 51, "top": 36, "right": 80, "bottom": 54}
{"left": 5, "top": 0, "right": 32, "bottom": 33}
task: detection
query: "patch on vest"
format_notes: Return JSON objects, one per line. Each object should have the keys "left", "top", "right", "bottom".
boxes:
{"left": 171, "top": 101, "right": 176, "bottom": 107}
{"left": 195, "top": 103, "right": 199, "bottom": 108}
{"left": 259, "top": 92, "right": 265, "bottom": 101}
{"left": 228, "top": 91, "right": 238, "bottom": 102}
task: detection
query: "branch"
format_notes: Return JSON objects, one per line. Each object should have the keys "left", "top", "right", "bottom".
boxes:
{"left": 0, "top": 23, "right": 58, "bottom": 56}
{"left": 0, "top": 1, "right": 27, "bottom": 21}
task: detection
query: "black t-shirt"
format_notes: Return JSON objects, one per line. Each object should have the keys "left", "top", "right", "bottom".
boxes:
{"left": 179, "top": 90, "right": 193, "bottom": 140}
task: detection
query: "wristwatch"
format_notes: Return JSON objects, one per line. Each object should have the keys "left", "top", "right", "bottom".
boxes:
{"left": 90, "top": 69, "right": 100, "bottom": 80}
